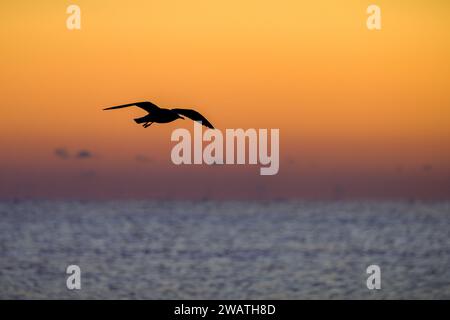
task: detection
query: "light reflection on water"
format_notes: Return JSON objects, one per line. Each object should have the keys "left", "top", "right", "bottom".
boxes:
{"left": 0, "top": 200, "right": 449, "bottom": 299}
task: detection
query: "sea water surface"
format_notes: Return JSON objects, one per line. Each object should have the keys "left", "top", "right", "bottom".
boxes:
{"left": 0, "top": 200, "right": 449, "bottom": 299}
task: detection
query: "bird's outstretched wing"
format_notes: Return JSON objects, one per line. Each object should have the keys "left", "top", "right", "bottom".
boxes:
{"left": 172, "top": 108, "right": 215, "bottom": 129}
{"left": 103, "top": 101, "right": 160, "bottom": 113}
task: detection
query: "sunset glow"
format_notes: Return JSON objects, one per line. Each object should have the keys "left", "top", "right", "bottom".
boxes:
{"left": 1, "top": 1, "right": 449, "bottom": 199}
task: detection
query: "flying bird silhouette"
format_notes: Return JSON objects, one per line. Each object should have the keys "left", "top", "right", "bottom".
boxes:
{"left": 103, "top": 101, "right": 214, "bottom": 129}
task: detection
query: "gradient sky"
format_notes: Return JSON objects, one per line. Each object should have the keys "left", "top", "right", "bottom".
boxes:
{"left": 0, "top": 0, "right": 449, "bottom": 200}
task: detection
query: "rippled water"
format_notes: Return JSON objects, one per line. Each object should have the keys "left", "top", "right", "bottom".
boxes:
{"left": 0, "top": 200, "right": 449, "bottom": 299}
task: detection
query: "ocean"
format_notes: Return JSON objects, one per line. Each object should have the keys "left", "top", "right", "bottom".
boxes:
{"left": 0, "top": 200, "right": 449, "bottom": 299}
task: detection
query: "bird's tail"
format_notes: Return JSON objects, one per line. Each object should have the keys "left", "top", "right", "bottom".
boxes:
{"left": 134, "top": 117, "right": 147, "bottom": 124}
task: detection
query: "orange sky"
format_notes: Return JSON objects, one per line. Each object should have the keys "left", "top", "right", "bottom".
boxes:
{"left": 0, "top": 1, "right": 449, "bottom": 199}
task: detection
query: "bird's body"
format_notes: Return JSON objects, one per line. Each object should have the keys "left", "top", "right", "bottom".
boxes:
{"left": 103, "top": 101, "right": 214, "bottom": 129}
{"left": 134, "top": 109, "right": 182, "bottom": 124}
